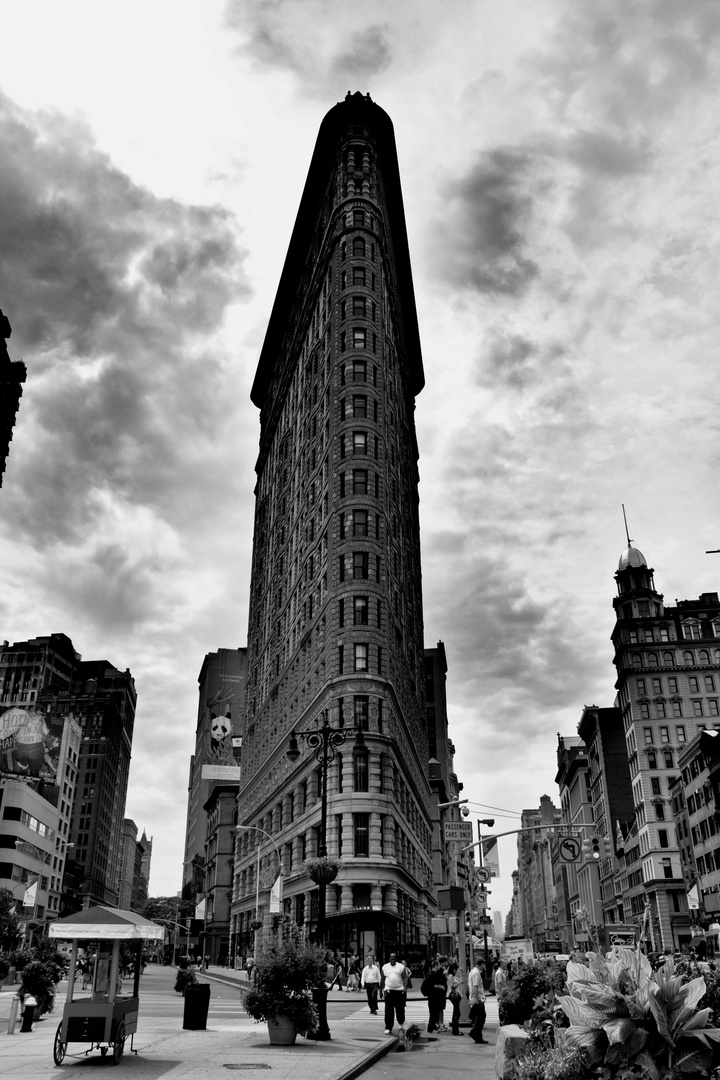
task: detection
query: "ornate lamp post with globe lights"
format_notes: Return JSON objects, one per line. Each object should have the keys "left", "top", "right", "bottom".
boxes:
{"left": 286, "top": 711, "right": 366, "bottom": 1041}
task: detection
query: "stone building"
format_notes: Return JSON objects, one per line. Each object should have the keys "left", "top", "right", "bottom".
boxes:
{"left": 231, "top": 93, "right": 434, "bottom": 964}
{"left": 611, "top": 545, "right": 719, "bottom": 949}
{"left": 515, "top": 795, "right": 563, "bottom": 951}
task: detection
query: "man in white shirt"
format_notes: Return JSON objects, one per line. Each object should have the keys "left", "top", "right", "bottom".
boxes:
{"left": 467, "top": 959, "right": 488, "bottom": 1044}
{"left": 380, "top": 954, "right": 406, "bottom": 1033}
{"left": 361, "top": 955, "right": 381, "bottom": 1015}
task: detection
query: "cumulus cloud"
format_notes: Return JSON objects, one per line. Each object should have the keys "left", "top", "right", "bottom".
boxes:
{"left": 431, "top": 148, "right": 542, "bottom": 297}
{"left": 0, "top": 90, "right": 251, "bottom": 555}
{"left": 227, "top": 0, "right": 392, "bottom": 94}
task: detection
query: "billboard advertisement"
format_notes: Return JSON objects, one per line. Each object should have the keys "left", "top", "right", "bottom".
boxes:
{"left": 0, "top": 705, "right": 64, "bottom": 780}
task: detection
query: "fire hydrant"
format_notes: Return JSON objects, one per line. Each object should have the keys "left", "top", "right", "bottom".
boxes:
{"left": 20, "top": 993, "right": 37, "bottom": 1032}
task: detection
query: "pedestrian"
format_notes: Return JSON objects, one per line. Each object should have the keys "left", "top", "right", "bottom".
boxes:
{"left": 493, "top": 962, "right": 507, "bottom": 996}
{"left": 381, "top": 953, "right": 407, "bottom": 1034}
{"left": 468, "top": 958, "right": 488, "bottom": 1044}
{"left": 347, "top": 959, "right": 359, "bottom": 992}
{"left": 420, "top": 963, "right": 447, "bottom": 1033}
{"left": 361, "top": 955, "right": 381, "bottom": 1014}
{"left": 446, "top": 962, "right": 465, "bottom": 1036}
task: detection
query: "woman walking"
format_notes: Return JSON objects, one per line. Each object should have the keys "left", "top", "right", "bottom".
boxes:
{"left": 421, "top": 963, "right": 448, "bottom": 1034}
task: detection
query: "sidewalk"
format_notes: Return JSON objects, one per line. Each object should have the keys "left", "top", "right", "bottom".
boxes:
{"left": 0, "top": 967, "right": 502, "bottom": 1080}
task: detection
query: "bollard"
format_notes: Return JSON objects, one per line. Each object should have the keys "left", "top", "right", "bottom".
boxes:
{"left": 20, "top": 994, "right": 37, "bottom": 1033}
{"left": 7, "top": 995, "right": 21, "bottom": 1035}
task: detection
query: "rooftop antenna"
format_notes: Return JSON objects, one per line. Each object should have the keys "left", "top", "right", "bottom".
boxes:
{"left": 707, "top": 548, "right": 720, "bottom": 554}
{"left": 622, "top": 504, "right": 632, "bottom": 546}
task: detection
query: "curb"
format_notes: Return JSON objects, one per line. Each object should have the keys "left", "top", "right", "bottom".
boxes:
{"left": 334, "top": 1034, "right": 399, "bottom": 1080}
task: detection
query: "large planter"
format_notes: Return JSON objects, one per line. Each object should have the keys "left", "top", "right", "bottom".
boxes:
{"left": 267, "top": 1015, "right": 297, "bottom": 1045}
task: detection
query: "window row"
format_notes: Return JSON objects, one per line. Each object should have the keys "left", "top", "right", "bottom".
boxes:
{"left": 340, "top": 266, "right": 376, "bottom": 290}
{"left": 645, "top": 748, "right": 675, "bottom": 769}
{"left": 338, "top": 596, "right": 381, "bottom": 627}
{"left": 339, "top": 431, "right": 380, "bottom": 458}
{"left": 341, "top": 238, "right": 376, "bottom": 261}
{"left": 338, "top": 508, "right": 379, "bottom": 539}
{"left": 630, "top": 649, "right": 720, "bottom": 668}
{"left": 340, "top": 297, "right": 377, "bottom": 320}
{"left": 340, "top": 328, "right": 378, "bottom": 353}
{"left": 340, "top": 395, "right": 379, "bottom": 421}
{"left": 339, "top": 470, "right": 380, "bottom": 498}
{"left": 339, "top": 359, "right": 378, "bottom": 385}
{"left": 643, "top": 724, "right": 686, "bottom": 744}
{"left": 337, "top": 642, "right": 383, "bottom": 675}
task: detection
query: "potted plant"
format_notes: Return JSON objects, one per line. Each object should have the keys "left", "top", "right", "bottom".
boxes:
{"left": 301, "top": 856, "right": 341, "bottom": 886}
{"left": 241, "top": 929, "right": 326, "bottom": 1045}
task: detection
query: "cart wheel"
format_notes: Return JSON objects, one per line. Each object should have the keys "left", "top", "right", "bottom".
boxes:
{"left": 53, "top": 1024, "right": 66, "bottom": 1066}
{"left": 112, "top": 1022, "right": 125, "bottom": 1065}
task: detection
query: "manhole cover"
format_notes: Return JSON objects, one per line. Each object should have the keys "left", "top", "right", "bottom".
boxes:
{"left": 224, "top": 1066, "right": 272, "bottom": 1070}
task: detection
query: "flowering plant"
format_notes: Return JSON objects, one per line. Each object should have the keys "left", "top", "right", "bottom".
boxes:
{"left": 241, "top": 930, "right": 326, "bottom": 1033}
{"left": 301, "top": 856, "right": 341, "bottom": 885}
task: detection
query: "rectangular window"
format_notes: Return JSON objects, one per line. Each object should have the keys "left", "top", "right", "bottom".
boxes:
{"left": 652, "top": 678, "right": 662, "bottom": 694}
{"left": 637, "top": 679, "right": 646, "bottom": 694}
{"left": 336, "top": 815, "right": 343, "bottom": 857}
{"left": 644, "top": 727, "right": 654, "bottom": 744}
{"left": 655, "top": 803, "right": 665, "bottom": 820}
{"left": 660, "top": 628, "right": 669, "bottom": 641}
{"left": 353, "top": 552, "right": 369, "bottom": 579}
{"left": 648, "top": 751, "right": 657, "bottom": 768}
{"left": 663, "top": 749, "right": 673, "bottom": 768}
{"left": 668, "top": 677, "right": 678, "bottom": 693}
{"left": 651, "top": 777, "right": 661, "bottom": 795}
{"left": 353, "top": 509, "right": 368, "bottom": 536}
{"left": 353, "top": 328, "right": 366, "bottom": 349}
{"left": 353, "top": 431, "right": 368, "bottom": 454}
{"left": 352, "top": 296, "right": 366, "bottom": 316}
{"left": 672, "top": 701, "right": 683, "bottom": 717}
{"left": 354, "top": 813, "right": 370, "bottom": 856}
{"left": 352, "top": 266, "right": 365, "bottom": 286}
{"left": 353, "top": 210, "right": 364, "bottom": 227}
{"left": 339, "top": 473, "right": 346, "bottom": 498}
{"left": 640, "top": 703, "right": 650, "bottom": 719}
{"left": 352, "top": 470, "right": 368, "bottom": 495}
{"left": 353, "top": 359, "right": 367, "bottom": 382}
{"left": 354, "top": 596, "right": 369, "bottom": 625}
{"left": 338, "top": 555, "right": 345, "bottom": 582}
{"left": 660, "top": 726, "right": 670, "bottom": 743}
{"left": 690, "top": 677, "right": 699, "bottom": 693}
{"left": 354, "top": 643, "right": 368, "bottom": 672}
{"left": 352, "top": 395, "right": 367, "bottom": 418}
{"left": 377, "top": 646, "right": 383, "bottom": 675}
{"left": 706, "top": 676, "right": 716, "bottom": 691}
{"left": 338, "top": 644, "right": 344, "bottom": 675}
{"left": 710, "top": 700, "right": 720, "bottom": 716}
{"left": 354, "top": 695, "right": 369, "bottom": 729}
{"left": 338, "top": 599, "right": 345, "bottom": 627}
{"left": 659, "top": 829, "right": 669, "bottom": 848}
{"left": 676, "top": 725, "right": 686, "bottom": 742}
{"left": 693, "top": 701, "right": 704, "bottom": 716}
{"left": 353, "top": 751, "right": 368, "bottom": 791}
{"left": 353, "top": 238, "right": 365, "bottom": 257}
{"left": 657, "top": 702, "right": 666, "bottom": 718}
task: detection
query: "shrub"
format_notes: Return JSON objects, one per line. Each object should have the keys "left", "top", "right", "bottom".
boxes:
{"left": 498, "top": 961, "right": 566, "bottom": 1026}
{"left": 241, "top": 931, "right": 326, "bottom": 1033}
{"left": 174, "top": 967, "right": 198, "bottom": 995}
{"left": 19, "top": 959, "right": 62, "bottom": 1015}
{"left": 0, "top": 956, "right": 9, "bottom": 982}
{"left": 513, "top": 1045, "right": 592, "bottom": 1080}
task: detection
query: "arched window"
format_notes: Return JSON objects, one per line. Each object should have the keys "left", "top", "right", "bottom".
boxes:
{"left": 663, "top": 652, "right": 674, "bottom": 667}
{"left": 353, "top": 238, "right": 365, "bottom": 258}
{"left": 648, "top": 653, "right": 658, "bottom": 667}
{"left": 699, "top": 650, "right": 710, "bottom": 665}
{"left": 631, "top": 655, "right": 642, "bottom": 669}
{"left": 683, "top": 651, "right": 694, "bottom": 665}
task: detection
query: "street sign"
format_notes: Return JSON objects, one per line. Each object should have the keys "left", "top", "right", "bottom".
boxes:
{"left": 445, "top": 821, "right": 474, "bottom": 843}
{"left": 476, "top": 867, "right": 491, "bottom": 883}
{"left": 456, "top": 860, "right": 469, "bottom": 880}
{"left": 559, "top": 836, "right": 581, "bottom": 863}
{"left": 476, "top": 889, "right": 488, "bottom": 906}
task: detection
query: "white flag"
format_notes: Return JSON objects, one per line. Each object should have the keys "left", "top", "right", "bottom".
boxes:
{"left": 195, "top": 899, "right": 206, "bottom": 920}
{"left": 23, "top": 880, "right": 38, "bottom": 907}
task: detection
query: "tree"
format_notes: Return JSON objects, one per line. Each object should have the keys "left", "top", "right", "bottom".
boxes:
{"left": 0, "top": 887, "right": 21, "bottom": 952}
{"left": 141, "top": 896, "right": 195, "bottom": 924}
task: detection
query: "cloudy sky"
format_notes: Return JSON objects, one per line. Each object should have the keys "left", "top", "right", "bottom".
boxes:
{"left": 1, "top": 0, "right": 719, "bottom": 920}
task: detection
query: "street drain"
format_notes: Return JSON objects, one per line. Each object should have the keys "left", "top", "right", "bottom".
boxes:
{"left": 224, "top": 1066, "right": 272, "bottom": 1070}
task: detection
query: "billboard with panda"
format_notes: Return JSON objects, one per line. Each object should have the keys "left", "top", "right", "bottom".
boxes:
{"left": 198, "top": 649, "right": 246, "bottom": 782}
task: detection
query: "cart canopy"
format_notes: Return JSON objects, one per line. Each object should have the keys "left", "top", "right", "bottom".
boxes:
{"left": 48, "top": 907, "right": 165, "bottom": 941}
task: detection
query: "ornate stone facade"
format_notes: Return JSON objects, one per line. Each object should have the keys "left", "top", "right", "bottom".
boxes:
{"left": 231, "top": 93, "right": 434, "bottom": 963}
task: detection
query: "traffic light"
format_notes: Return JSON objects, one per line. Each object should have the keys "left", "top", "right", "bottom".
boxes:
{"left": 591, "top": 836, "right": 601, "bottom": 860}
{"left": 582, "top": 837, "right": 592, "bottom": 860}
{"left": 603, "top": 835, "right": 613, "bottom": 858}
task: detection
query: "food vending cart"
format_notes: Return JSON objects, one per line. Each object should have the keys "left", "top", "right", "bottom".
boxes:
{"left": 48, "top": 907, "right": 165, "bottom": 1066}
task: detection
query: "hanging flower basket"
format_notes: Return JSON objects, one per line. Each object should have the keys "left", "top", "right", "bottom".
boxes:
{"left": 249, "top": 919, "right": 263, "bottom": 931}
{"left": 302, "top": 856, "right": 341, "bottom": 886}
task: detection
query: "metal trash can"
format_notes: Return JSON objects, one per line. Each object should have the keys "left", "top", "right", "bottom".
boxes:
{"left": 183, "top": 982, "right": 210, "bottom": 1030}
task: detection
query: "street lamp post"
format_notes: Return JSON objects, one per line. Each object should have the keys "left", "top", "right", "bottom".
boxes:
{"left": 286, "top": 713, "right": 365, "bottom": 943}
{"left": 235, "top": 824, "right": 282, "bottom": 956}
{"left": 286, "top": 713, "right": 365, "bottom": 1042}
{"left": 475, "top": 819, "right": 495, "bottom": 973}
